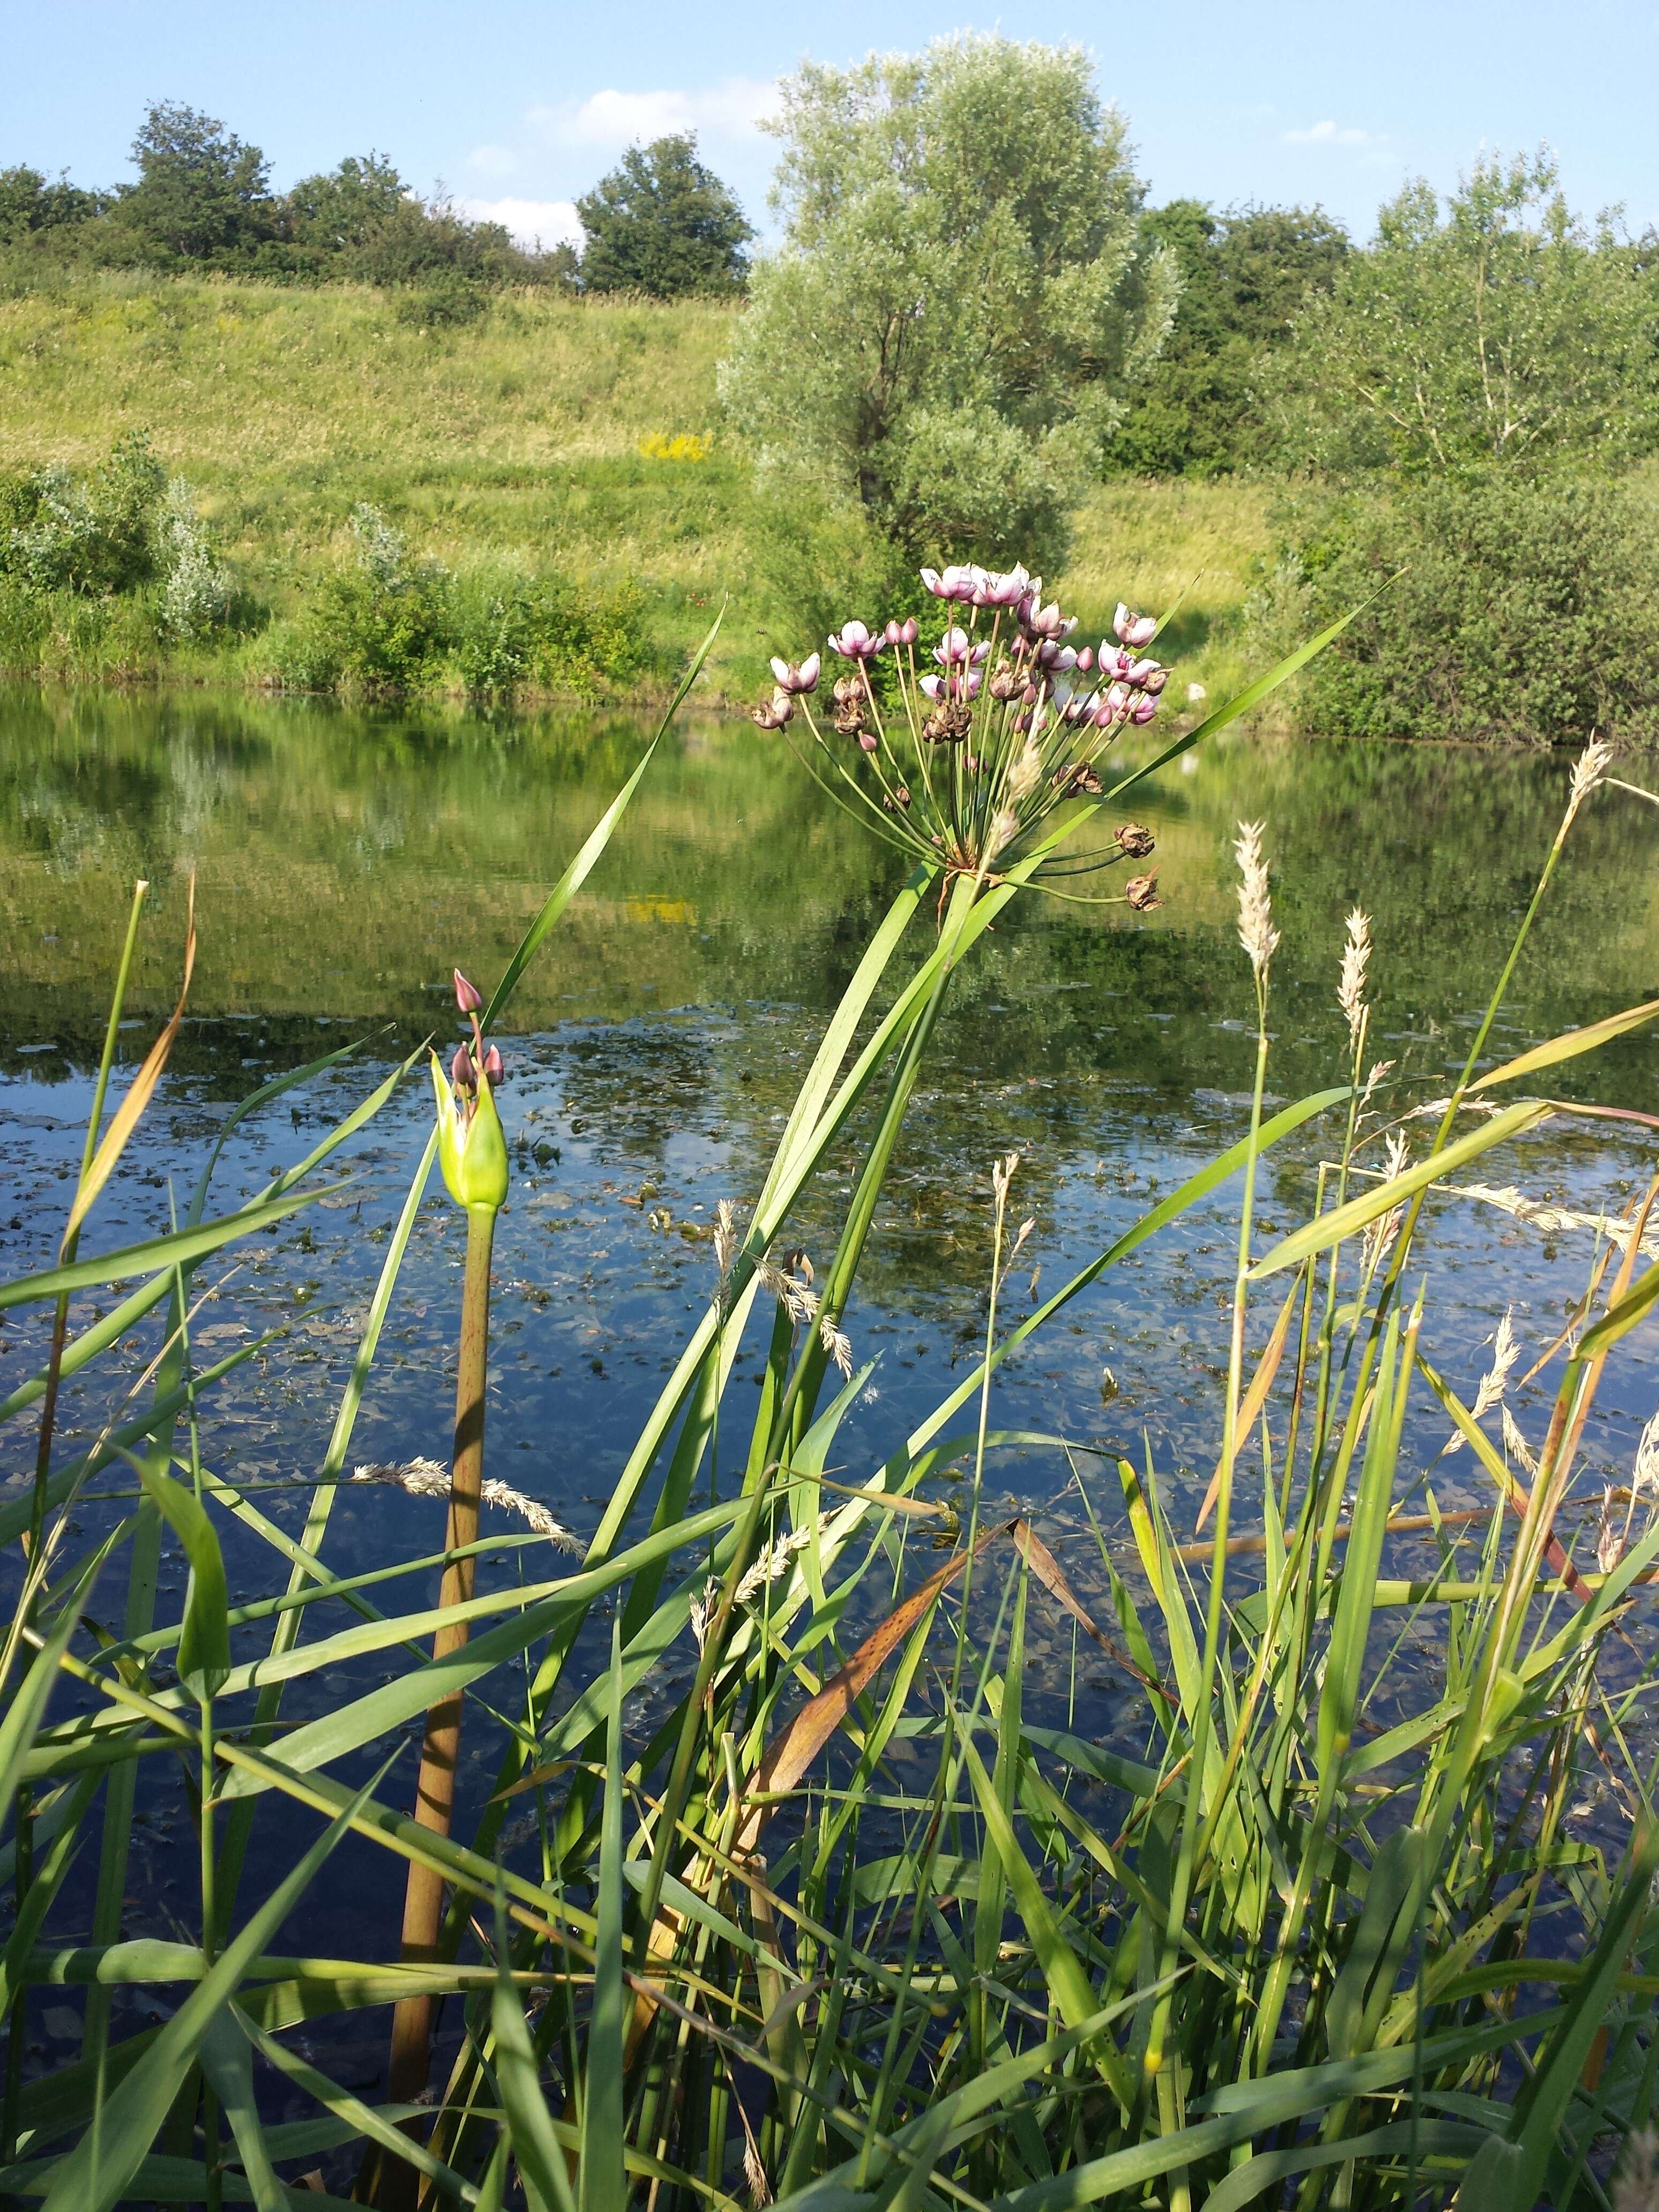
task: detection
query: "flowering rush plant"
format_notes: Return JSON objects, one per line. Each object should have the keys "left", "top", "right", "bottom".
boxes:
{"left": 753, "top": 562, "right": 1166, "bottom": 906}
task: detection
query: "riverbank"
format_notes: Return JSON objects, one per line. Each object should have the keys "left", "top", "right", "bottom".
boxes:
{"left": 0, "top": 276, "right": 1271, "bottom": 707}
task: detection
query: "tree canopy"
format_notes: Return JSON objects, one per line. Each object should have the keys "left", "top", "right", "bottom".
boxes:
{"left": 111, "top": 101, "right": 276, "bottom": 264}
{"left": 1106, "top": 200, "right": 1349, "bottom": 474}
{"left": 719, "top": 34, "right": 1178, "bottom": 564}
{"left": 575, "top": 134, "right": 753, "bottom": 298}
{"left": 1268, "top": 151, "right": 1659, "bottom": 476}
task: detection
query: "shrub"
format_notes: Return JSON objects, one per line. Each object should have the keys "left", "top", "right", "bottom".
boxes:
{"left": 154, "top": 475, "right": 231, "bottom": 638}
{"left": 1252, "top": 470, "right": 1659, "bottom": 742}
{"left": 448, "top": 567, "right": 653, "bottom": 698}
{"left": 0, "top": 429, "right": 166, "bottom": 595}
{"left": 297, "top": 505, "right": 452, "bottom": 692}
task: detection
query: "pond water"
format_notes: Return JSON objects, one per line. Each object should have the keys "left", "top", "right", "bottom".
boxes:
{"left": 3, "top": 680, "right": 1658, "bottom": 2004}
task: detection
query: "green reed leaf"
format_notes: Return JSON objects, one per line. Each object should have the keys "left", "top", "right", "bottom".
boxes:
{"left": 1247, "top": 1100, "right": 1553, "bottom": 1278}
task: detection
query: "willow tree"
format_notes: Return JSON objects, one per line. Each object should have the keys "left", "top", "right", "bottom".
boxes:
{"left": 719, "top": 36, "right": 1178, "bottom": 567}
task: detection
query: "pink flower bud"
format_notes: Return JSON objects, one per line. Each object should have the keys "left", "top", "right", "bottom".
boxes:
{"left": 1114, "top": 603, "right": 1158, "bottom": 648}
{"left": 1075, "top": 646, "right": 1094, "bottom": 674}
{"left": 453, "top": 969, "right": 483, "bottom": 1016}
{"left": 451, "top": 1042, "right": 476, "bottom": 1091}
{"left": 482, "top": 1044, "right": 504, "bottom": 1083}
{"left": 858, "top": 730, "right": 879, "bottom": 753}
{"left": 899, "top": 617, "right": 918, "bottom": 645}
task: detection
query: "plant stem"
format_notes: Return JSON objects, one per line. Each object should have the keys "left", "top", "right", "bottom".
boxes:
{"left": 382, "top": 1201, "right": 496, "bottom": 2199}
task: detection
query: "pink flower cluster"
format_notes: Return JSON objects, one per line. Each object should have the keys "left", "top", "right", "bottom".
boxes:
{"left": 751, "top": 566, "right": 1170, "bottom": 745}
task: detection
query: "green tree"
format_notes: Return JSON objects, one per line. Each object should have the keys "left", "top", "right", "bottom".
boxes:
{"left": 0, "top": 165, "right": 105, "bottom": 243}
{"left": 718, "top": 35, "right": 1177, "bottom": 565}
{"left": 1268, "top": 151, "right": 1659, "bottom": 475}
{"left": 112, "top": 100, "right": 275, "bottom": 265}
{"left": 576, "top": 133, "right": 752, "bottom": 298}
{"left": 283, "top": 152, "right": 408, "bottom": 261}
{"left": 1107, "top": 200, "right": 1349, "bottom": 474}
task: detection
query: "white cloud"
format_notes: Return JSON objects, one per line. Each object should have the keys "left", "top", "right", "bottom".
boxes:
{"left": 458, "top": 196, "right": 584, "bottom": 249}
{"left": 1283, "top": 119, "right": 1386, "bottom": 148}
{"left": 527, "top": 78, "right": 782, "bottom": 150}
{"left": 468, "top": 144, "right": 519, "bottom": 177}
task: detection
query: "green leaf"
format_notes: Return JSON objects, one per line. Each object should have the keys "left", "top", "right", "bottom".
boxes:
{"left": 1248, "top": 1100, "right": 1553, "bottom": 1278}
{"left": 1458, "top": 1818, "right": 1659, "bottom": 2212}
{"left": 199, "top": 2008, "right": 289, "bottom": 2212}
{"left": 0, "top": 1180, "right": 345, "bottom": 1314}
{"left": 482, "top": 606, "right": 722, "bottom": 1035}
{"left": 491, "top": 1880, "right": 576, "bottom": 2212}
{"left": 1467, "top": 995, "right": 1659, "bottom": 1093}
{"left": 1104, "top": 595, "right": 1384, "bottom": 805}
{"left": 125, "top": 1452, "right": 230, "bottom": 1701}
{"left": 37, "top": 1768, "right": 384, "bottom": 2212}
{"left": 579, "top": 1619, "right": 627, "bottom": 2212}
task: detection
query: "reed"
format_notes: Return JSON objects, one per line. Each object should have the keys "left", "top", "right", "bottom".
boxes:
{"left": 1, "top": 599, "right": 1657, "bottom": 2212}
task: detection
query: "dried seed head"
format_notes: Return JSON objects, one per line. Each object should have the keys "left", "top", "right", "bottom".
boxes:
{"left": 1234, "top": 820, "right": 1279, "bottom": 980}
{"left": 350, "top": 1460, "right": 577, "bottom": 1548}
{"left": 1114, "top": 822, "right": 1155, "bottom": 860}
{"left": 1337, "top": 908, "right": 1372, "bottom": 1051}
{"left": 712, "top": 1198, "right": 741, "bottom": 1290}
{"left": 1005, "top": 737, "right": 1043, "bottom": 806}
{"left": 986, "top": 804, "right": 1019, "bottom": 864}
{"left": 1597, "top": 1487, "right": 1627, "bottom": 1576}
{"left": 1358, "top": 1059, "right": 1395, "bottom": 1112}
{"left": 1445, "top": 1306, "right": 1518, "bottom": 1454}
{"left": 819, "top": 1314, "right": 853, "bottom": 1378}
{"left": 1634, "top": 1406, "right": 1659, "bottom": 1497}
{"left": 1054, "top": 760, "right": 1103, "bottom": 796}
{"left": 1503, "top": 1405, "right": 1538, "bottom": 1477}
{"left": 1124, "top": 868, "right": 1161, "bottom": 912}
{"left": 743, "top": 2135, "right": 773, "bottom": 2209}
{"left": 1565, "top": 738, "right": 1613, "bottom": 830}
{"left": 1361, "top": 1130, "right": 1410, "bottom": 1271}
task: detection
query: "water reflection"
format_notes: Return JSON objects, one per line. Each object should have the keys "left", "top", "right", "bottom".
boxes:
{"left": 4, "top": 679, "right": 1659, "bottom": 1969}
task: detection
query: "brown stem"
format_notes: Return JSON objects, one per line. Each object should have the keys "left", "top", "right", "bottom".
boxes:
{"left": 379, "top": 1203, "right": 496, "bottom": 2208}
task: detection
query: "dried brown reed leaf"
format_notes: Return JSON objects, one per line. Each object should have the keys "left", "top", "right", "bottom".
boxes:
{"left": 735, "top": 1514, "right": 1151, "bottom": 1854}
{"left": 1194, "top": 1281, "right": 1298, "bottom": 1533}
{"left": 63, "top": 876, "right": 197, "bottom": 1250}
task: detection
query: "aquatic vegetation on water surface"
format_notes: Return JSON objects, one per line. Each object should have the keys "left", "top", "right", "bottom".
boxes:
{"left": 5, "top": 607, "right": 1659, "bottom": 2211}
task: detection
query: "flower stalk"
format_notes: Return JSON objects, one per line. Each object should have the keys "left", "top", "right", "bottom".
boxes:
{"left": 382, "top": 974, "right": 508, "bottom": 2198}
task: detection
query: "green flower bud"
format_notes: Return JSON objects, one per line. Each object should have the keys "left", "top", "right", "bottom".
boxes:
{"left": 431, "top": 1049, "right": 509, "bottom": 1214}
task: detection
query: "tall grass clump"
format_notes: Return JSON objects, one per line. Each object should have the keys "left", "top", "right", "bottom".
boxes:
{"left": 3, "top": 594, "right": 1659, "bottom": 2212}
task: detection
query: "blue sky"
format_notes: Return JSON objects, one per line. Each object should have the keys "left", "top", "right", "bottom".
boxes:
{"left": 5, "top": 0, "right": 1658, "bottom": 250}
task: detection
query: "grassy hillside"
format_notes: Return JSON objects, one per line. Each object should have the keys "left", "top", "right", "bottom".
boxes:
{"left": 0, "top": 275, "right": 1271, "bottom": 704}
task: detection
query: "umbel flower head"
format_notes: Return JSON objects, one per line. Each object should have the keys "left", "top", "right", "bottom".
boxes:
{"left": 750, "top": 559, "right": 1171, "bottom": 901}
{"left": 432, "top": 968, "right": 509, "bottom": 1213}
